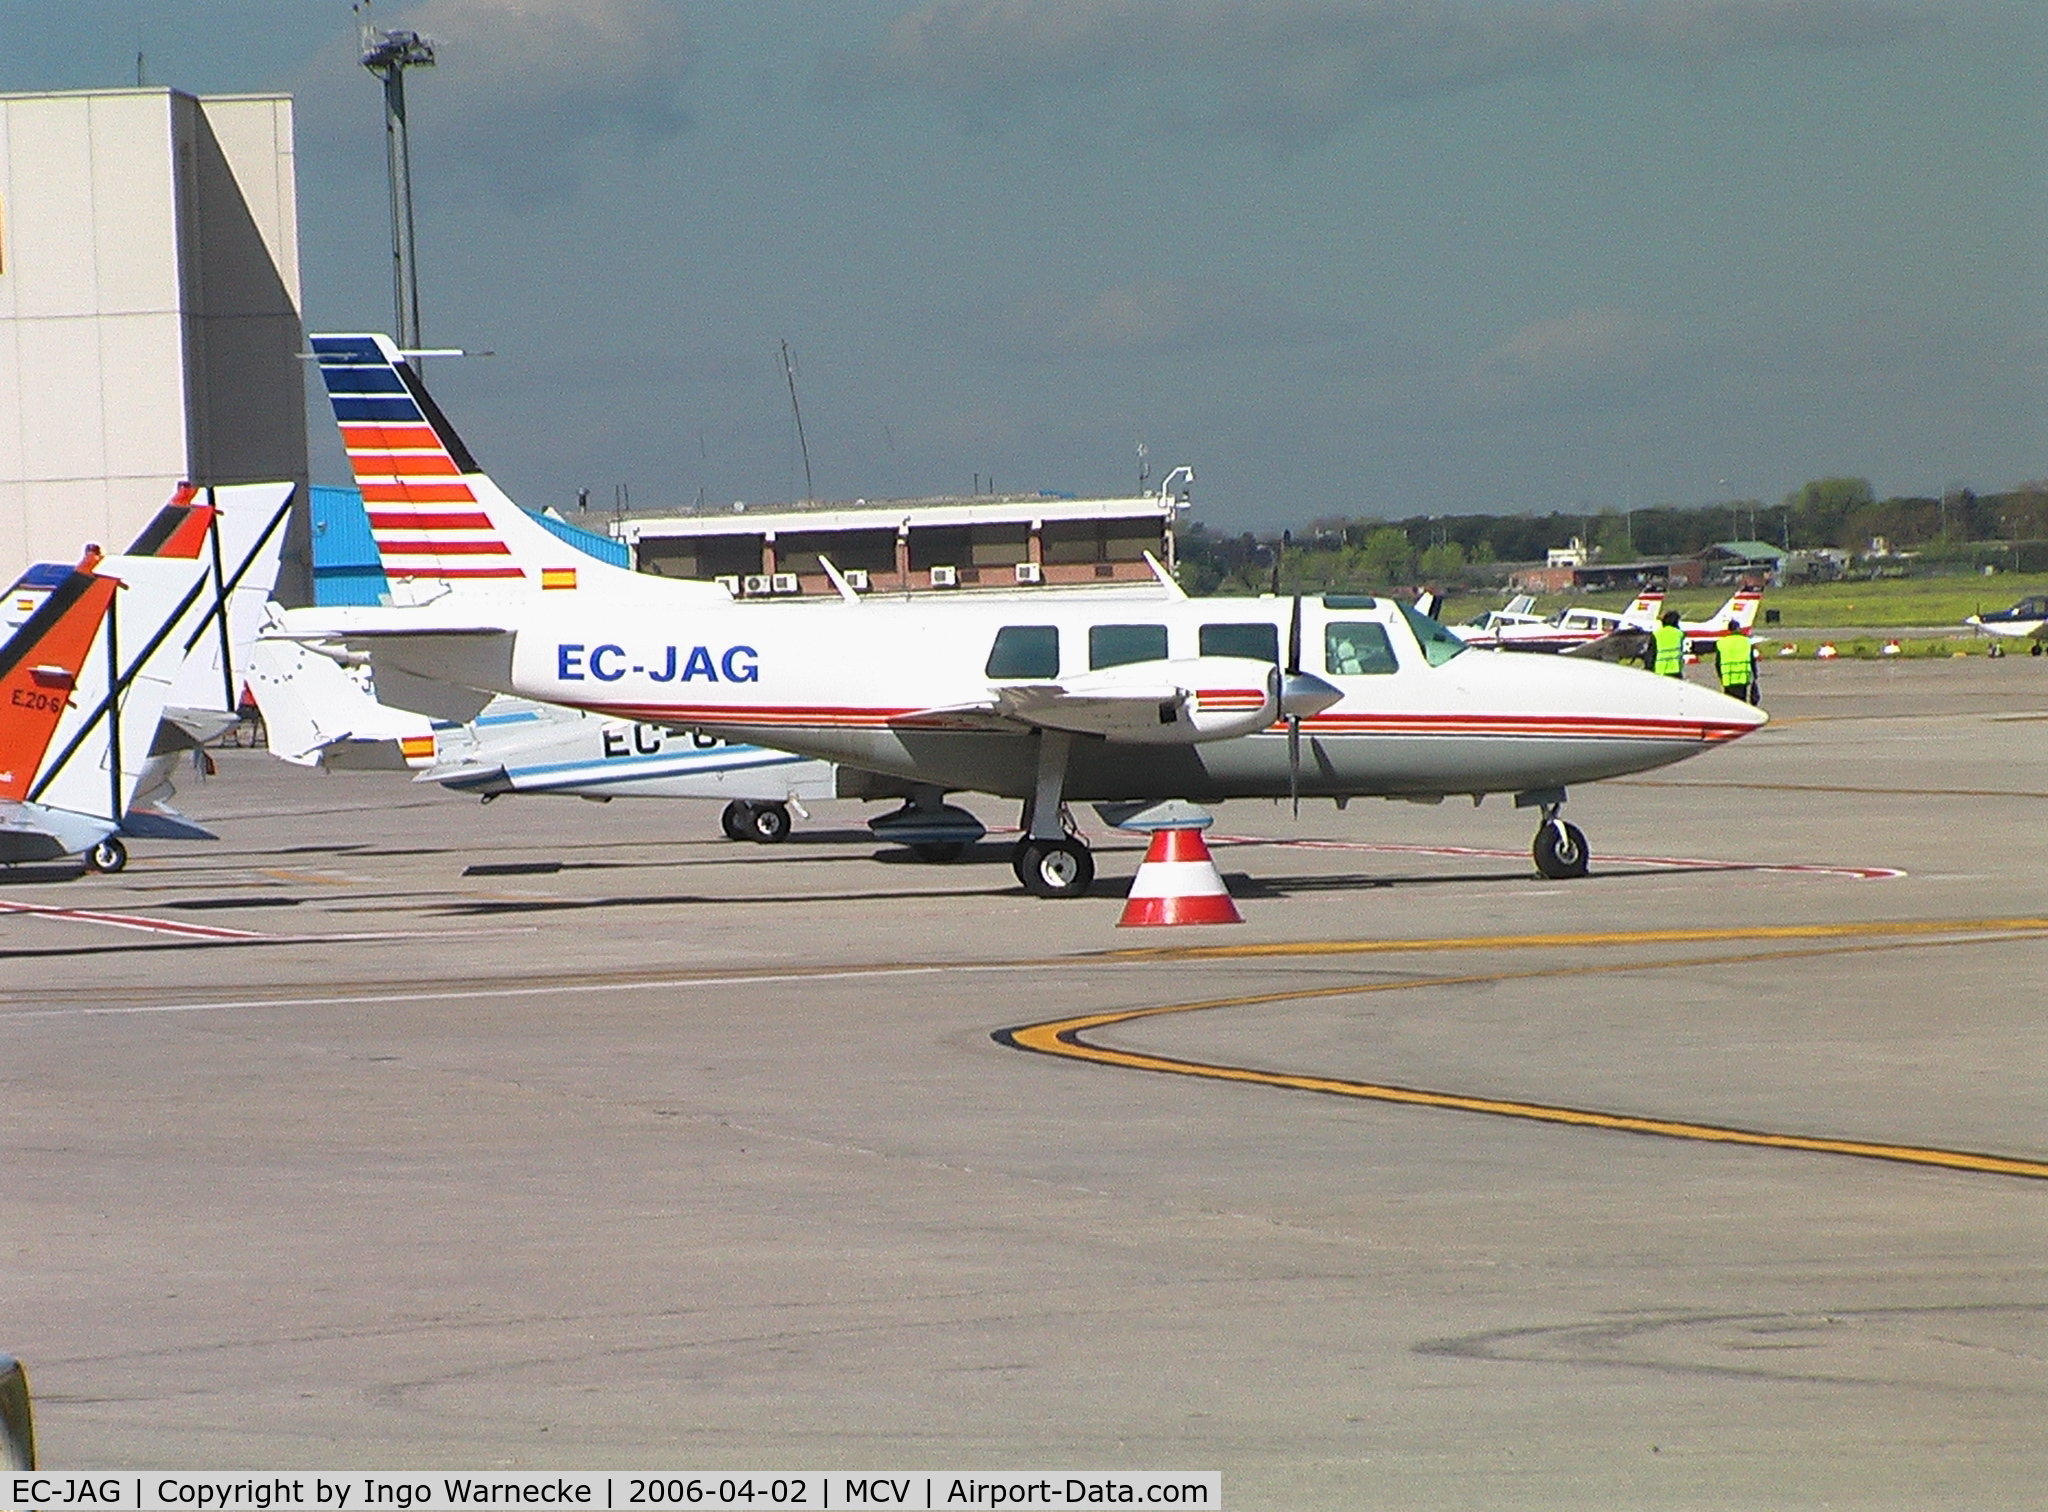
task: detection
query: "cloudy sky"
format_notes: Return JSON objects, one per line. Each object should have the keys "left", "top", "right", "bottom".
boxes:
{"left": 6, "top": 1, "right": 2042, "bottom": 529}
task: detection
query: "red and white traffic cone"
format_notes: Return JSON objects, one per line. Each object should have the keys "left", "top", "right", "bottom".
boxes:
{"left": 1118, "top": 826, "right": 1242, "bottom": 927}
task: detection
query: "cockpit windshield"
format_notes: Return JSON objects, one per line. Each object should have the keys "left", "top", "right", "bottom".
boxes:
{"left": 1397, "top": 601, "right": 1468, "bottom": 667}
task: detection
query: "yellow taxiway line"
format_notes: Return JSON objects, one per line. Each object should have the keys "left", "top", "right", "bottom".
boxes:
{"left": 1098, "top": 916, "right": 2048, "bottom": 962}
{"left": 1005, "top": 919, "right": 2048, "bottom": 1182}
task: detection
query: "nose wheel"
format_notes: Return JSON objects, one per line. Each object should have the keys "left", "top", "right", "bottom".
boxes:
{"left": 1012, "top": 836, "right": 1095, "bottom": 898}
{"left": 1532, "top": 813, "right": 1590, "bottom": 879}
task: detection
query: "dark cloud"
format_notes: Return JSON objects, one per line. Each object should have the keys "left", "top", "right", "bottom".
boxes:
{"left": 820, "top": 0, "right": 1933, "bottom": 149}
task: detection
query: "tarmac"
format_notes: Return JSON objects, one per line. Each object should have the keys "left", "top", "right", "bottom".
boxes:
{"left": 3, "top": 656, "right": 2044, "bottom": 1508}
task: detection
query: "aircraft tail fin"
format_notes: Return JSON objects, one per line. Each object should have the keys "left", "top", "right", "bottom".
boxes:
{"left": 123, "top": 484, "right": 211, "bottom": 556}
{"left": 0, "top": 557, "right": 120, "bottom": 802}
{"left": 28, "top": 551, "right": 215, "bottom": 826}
{"left": 1619, "top": 591, "right": 1665, "bottom": 630}
{"left": 310, "top": 333, "right": 722, "bottom": 606}
{"left": 160, "top": 482, "right": 296, "bottom": 724}
{"left": 1703, "top": 591, "right": 1763, "bottom": 631}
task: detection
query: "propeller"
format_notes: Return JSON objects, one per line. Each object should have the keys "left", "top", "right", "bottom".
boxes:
{"left": 1286, "top": 593, "right": 1303, "bottom": 816}
{"left": 1272, "top": 594, "right": 1345, "bottom": 816}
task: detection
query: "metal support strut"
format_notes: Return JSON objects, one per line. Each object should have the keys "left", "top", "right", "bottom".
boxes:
{"left": 1025, "top": 729, "right": 1073, "bottom": 841}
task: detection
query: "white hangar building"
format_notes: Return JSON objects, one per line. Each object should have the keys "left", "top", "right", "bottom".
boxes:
{"left": 0, "top": 87, "right": 308, "bottom": 594}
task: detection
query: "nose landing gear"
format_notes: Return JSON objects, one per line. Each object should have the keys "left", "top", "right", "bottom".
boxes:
{"left": 1532, "top": 805, "right": 1590, "bottom": 880}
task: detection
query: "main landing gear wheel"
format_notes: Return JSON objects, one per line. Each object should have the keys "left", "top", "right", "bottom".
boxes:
{"left": 722, "top": 801, "right": 792, "bottom": 843}
{"left": 746, "top": 802, "right": 792, "bottom": 844}
{"left": 1533, "top": 818, "right": 1590, "bottom": 880}
{"left": 1015, "top": 837, "right": 1094, "bottom": 899}
{"left": 86, "top": 836, "right": 128, "bottom": 874}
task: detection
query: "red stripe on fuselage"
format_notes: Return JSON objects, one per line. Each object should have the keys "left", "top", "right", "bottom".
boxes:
{"left": 566, "top": 701, "right": 1750, "bottom": 743}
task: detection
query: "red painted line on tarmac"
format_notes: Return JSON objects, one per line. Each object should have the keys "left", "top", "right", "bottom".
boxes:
{"left": 1207, "top": 836, "right": 1904, "bottom": 882}
{"left": 0, "top": 899, "right": 266, "bottom": 940}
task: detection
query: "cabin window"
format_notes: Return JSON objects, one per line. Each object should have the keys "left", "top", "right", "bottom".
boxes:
{"left": 1199, "top": 622, "right": 1280, "bottom": 663}
{"left": 1089, "top": 623, "right": 1168, "bottom": 670}
{"left": 1324, "top": 622, "right": 1399, "bottom": 676}
{"left": 985, "top": 625, "right": 1060, "bottom": 679}
{"left": 1397, "top": 601, "right": 1467, "bottom": 666}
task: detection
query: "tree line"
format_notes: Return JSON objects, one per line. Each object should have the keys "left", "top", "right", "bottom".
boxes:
{"left": 1178, "top": 477, "right": 2048, "bottom": 595}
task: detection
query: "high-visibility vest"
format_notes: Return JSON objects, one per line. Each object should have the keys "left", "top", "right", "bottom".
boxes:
{"left": 1652, "top": 623, "right": 1684, "bottom": 677}
{"left": 1716, "top": 631, "right": 1754, "bottom": 688}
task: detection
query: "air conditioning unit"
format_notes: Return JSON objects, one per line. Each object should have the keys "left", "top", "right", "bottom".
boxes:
{"left": 741, "top": 574, "right": 773, "bottom": 597}
{"left": 713, "top": 575, "right": 741, "bottom": 596}
{"left": 1013, "top": 561, "right": 1043, "bottom": 585}
{"left": 771, "top": 572, "right": 800, "bottom": 595}
{"left": 928, "top": 565, "right": 959, "bottom": 588}
{"left": 842, "top": 568, "right": 870, "bottom": 592}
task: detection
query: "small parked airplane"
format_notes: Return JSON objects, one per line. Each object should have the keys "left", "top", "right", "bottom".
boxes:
{"left": 1452, "top": 592, "right": 1666, "bottom": 652}
{"left": 273, "top": 335, "right": 1767, "bottom": 896}
{"left": 1964, "top": 594, "right": 2048, "bottom": 650}
{"left": 249, "top": 633, "right": 839, "bottom": 842}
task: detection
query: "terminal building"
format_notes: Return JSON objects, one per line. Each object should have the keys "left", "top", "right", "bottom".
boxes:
{"left": 0, "top": 87, "right": 309, "bottom": 595}
{"left": 616, "top": 478, "right": 1192, "bottom": 597}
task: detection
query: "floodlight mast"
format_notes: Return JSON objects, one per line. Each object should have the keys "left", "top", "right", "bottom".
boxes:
{"left": 358, "top": 12, "right": 435, "bottom": 351}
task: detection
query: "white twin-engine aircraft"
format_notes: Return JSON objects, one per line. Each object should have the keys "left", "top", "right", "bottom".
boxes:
{"left": 281, "top": 334, "right": 1766, "bottom": 898}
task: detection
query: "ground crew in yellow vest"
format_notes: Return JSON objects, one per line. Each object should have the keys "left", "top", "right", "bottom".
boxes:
{"left": 1715, "top": 619, "right": 1759, "bottom": 704}
{"left": 1652, "top": 611, "right": 1685, "bottom": 677}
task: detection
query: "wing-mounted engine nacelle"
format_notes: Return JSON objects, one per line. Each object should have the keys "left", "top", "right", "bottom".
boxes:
{"left": 995, "top": 656, "right": 1338, "bottom": 745}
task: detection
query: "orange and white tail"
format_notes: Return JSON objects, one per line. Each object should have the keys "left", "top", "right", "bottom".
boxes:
{"left": 28, "top": 548, "right": 217, "bottom": 825}
{"left": 0, "top": 556, "right": 119, "bottom": 802}
{"left": 310, "top": 333, "right": 720, "bottom": 606}
{"left": 1619, "top": 591, "right": 1665, "bottom": 630}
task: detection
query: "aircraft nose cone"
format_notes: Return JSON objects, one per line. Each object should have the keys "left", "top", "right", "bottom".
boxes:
{"left": 1279, "top": 670, "right": 1344, "bottom": 719}
{"left": 1675, "top": 678, "right": 1768, "bottom": 734}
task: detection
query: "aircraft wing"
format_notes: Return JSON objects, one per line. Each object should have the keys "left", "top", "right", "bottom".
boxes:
{"left": 990, "top": 679, "right": 1198, "bottom": 741}
{"left": 1562, "top": 627, "right": 1654, "bottom": 664}
{"left": 903, "top": 657, "right": 1297, "bottom": 745}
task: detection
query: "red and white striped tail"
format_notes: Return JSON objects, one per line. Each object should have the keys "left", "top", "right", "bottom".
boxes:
{"left": 1118, "top": 826, "right": 1243, "bottom": 927}
{"left": 313, "top": 334, "right": 523, "bottom": 583}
